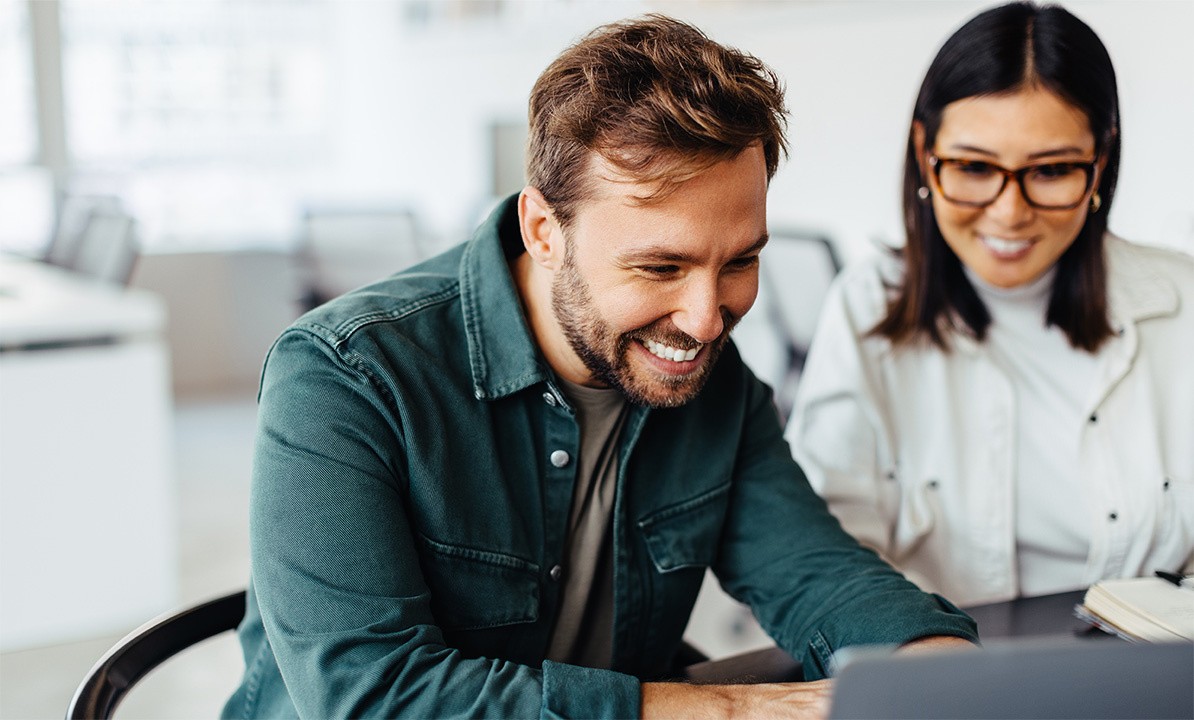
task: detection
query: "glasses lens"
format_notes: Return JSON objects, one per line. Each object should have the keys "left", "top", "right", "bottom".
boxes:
{"left": 937, "top": 160, "right": 1005, "bottom": 205}
{"left": 1022, "top": 163, "right": 1091, "bottom": 208}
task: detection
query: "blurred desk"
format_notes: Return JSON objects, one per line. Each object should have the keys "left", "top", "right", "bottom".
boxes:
{"left": 0, "top": 255, "right": 177, "bottom": 650}
{"left": 682, "top": 590, "right": 1093, "bottom": 684}
{"left": 0, "top": 254, "right": 164, "bottom": 347}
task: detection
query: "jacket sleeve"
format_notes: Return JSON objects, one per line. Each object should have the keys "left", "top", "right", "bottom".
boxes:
{"left": 248, "top": 329, "right": 640, "bottom": 719}
{"left": 714, "top": 352, "right": 977, "bottom": 680}
{"left": 784, "top": 270, "right": 899, "bottom": 560}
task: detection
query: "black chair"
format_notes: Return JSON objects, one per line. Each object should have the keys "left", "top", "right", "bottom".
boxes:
{"left": 66, "top": 590, "right": 246, "bottom": 720}
{"left": 755, "top": 229, "right": 843, "bottom": 423}
{"left": 296, "top": 205, "right": 425, "bottom": 310}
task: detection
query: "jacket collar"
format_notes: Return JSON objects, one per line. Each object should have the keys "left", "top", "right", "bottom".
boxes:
{"left": 953, "top": 234, "right": 1178, "bottom": 354}
{"left": 459, "top": 194, "right": 553, "bottom": 400}
{"left": 1104, "top": 234, "right": 1179, "bottom": 329}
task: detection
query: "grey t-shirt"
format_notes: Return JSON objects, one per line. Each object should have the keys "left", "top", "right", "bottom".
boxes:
{"left": 545, "top": 378, "right": 628, "bottom": 668}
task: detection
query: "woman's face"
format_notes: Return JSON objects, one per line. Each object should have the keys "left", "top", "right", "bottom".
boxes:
{"left": 919, "top": 86, "right": 1102, "bottom": 288}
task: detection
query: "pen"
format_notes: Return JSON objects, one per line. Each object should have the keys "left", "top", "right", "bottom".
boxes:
{"left": 1154, "top": 570, "right": 1194, "bottom": 590}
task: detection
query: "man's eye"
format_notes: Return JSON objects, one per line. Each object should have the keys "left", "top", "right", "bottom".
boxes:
{"left": 727, "top": 256, "right": 759, "bottom": 271}
{"left": 641, "top": 265, "right": 680, "bottom": 276}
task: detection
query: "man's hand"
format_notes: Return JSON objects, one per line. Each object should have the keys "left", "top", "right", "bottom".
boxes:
{"left": 642, "top": 679, "right": 832, "bottom": 720}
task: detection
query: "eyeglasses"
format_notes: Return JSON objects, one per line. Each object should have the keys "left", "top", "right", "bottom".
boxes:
{"left": 927, "top": 154, "right": 1098, "bottom": 210}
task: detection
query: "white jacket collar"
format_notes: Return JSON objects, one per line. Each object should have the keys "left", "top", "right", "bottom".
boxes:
{"left": 1104, "top": 234, "right": 1180, "bottom": 328}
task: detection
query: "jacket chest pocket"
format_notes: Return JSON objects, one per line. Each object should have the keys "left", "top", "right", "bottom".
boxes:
{"left": 417, "top": 535, "right": 540, "bottom": 630}
{"left": 638, "top": 482, "right": 731, "bottom": 573}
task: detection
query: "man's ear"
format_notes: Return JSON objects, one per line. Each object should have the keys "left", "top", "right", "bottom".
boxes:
{"left": 518, "top": 187, "right": 563, "bottom": 270}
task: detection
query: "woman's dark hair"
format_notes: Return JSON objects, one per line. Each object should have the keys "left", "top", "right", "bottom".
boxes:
{"left": 873, "top": 1, "right": 1120, "bottom": 352}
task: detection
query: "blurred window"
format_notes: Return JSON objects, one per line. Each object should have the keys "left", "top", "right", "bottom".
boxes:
{"left": 0, "top": 2, "right": 52, "bottom": 255}
{"left": 0, "top": 1, "right": 36, "bottom": 166}
{"left": 60, "top": 0, "right": 333, "bottom": 250}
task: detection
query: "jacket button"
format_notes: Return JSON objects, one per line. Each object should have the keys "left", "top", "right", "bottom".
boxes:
{"left": 542, "top": 392, "right": 557, "bottom": 407}
{"left": 550, "top": 450, "right": 570, "bottom": 468}
{"left": 550, "top": 564, "right": 563, "bottom": 581}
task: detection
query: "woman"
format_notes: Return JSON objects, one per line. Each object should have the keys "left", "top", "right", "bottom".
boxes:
{"left": 785, "top": 1, "right": 1193, "bottom": 606}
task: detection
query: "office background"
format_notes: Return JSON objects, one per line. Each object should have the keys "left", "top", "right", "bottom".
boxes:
{"left": 1, "top": 0, "right": 1191, "bottom": 717}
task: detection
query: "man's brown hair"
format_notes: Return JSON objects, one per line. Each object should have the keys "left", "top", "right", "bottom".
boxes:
{"left": 526, "top": 14, "right": 788, "bottom": 228}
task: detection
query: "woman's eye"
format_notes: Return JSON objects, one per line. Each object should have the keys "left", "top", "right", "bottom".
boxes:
{"left": 956, "top": 161, "right": 996, "bottom": 177}
{"left": 1030, "top": 163, "right": 1078, "bottom": 181}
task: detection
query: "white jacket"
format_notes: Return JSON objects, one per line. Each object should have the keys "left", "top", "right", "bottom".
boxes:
{"left": 785, "top": 235, "right": 1194, "bottom": 606}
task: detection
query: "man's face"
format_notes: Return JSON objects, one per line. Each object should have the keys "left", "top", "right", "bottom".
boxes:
{"left": 547, "top": 145, "right": 769, "bottom": 408}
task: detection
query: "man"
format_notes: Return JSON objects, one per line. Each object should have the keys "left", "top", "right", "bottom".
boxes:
{"left": 223, "top": 15, "right": 976, "bottom": 719}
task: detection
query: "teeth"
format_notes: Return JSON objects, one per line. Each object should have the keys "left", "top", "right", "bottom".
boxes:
{"left": 644, "top": 339, "right": 700, "bottom": 362}
{"left": 981, "top": 235, "right": 1032, "bottom": 254}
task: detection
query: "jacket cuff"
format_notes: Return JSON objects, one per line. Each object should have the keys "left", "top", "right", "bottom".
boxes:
{"left": 541, "top": 660, "right": 641, "bottom": 719}
{"left": 802, "top": 593, "right": 980, "bottom": 679}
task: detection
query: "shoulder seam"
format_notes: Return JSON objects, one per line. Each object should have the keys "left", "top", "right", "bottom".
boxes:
{"left": 294, "top": 283, "right": 461, "bottom": 349}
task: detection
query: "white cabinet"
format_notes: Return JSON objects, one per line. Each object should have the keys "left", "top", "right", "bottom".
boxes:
{"left": 0, "top": 257, "right": 177, "bottom": 650}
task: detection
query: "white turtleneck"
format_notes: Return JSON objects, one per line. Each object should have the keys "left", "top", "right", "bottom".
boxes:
{"left": 965, "top": 265, "right": 1102, "bottom": 597}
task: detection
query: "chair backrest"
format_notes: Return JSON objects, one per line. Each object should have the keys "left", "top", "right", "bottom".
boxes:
{"left": 755, "top": 229, "right": 843, "bottom": 422}
{"left": 297, "top": 206, "right": 423, "bottom": 309}
{"left": 45, "top": 195, "right": 123, "bottom": 268}
{"left": 45, "top": 195, "right": 141, "bottom": 286}
{"left": 66, "top": 590, "right": 246, "bottom": 720}
{"left": 70, "top": 211, "right": 141, "bottom": 286}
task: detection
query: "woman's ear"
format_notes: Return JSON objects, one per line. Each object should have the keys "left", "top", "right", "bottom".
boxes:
{"left": 518, "top": 187, "right": 563, "bottom": 270}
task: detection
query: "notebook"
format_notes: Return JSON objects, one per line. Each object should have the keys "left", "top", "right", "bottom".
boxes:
{"left": 1076, "top": 576, "right": 1194, "bottom": 642}
{"left": 828, "top": 638, "right": 1193, "bottom": 719}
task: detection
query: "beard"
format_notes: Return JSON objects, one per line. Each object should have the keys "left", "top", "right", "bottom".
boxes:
{"left": 550, "top": 244, "right": 737, "bottom": 409}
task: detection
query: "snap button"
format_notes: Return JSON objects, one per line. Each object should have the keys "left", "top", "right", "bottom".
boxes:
{"left": 1089, "top": 413, "right": 1098, "bottom": 423}
{"left": 550, "top": 450, "right": 570, "bottom": 468}
{"left": 542, "top": 392, "right": 557, "bottom": 407}
{"left": 1108, "top": 511, "right": 1118, "bottom": 521}
{"left": 927, "top": 479, "right": 939, "bottom": 489}
{"left": 549, "top": 564, "right": 563, "bottom": 581}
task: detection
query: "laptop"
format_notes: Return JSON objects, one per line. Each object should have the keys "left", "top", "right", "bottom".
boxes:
{"left": 828, "top": 638, "right": 1193, "bottom": 719}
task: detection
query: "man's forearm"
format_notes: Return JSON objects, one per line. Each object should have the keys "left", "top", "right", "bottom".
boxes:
{"left": 641, "top": 680, "right": 832, "bottom": 720}
{"left": 640, "top": 635, "right": 974, "bottom": 719}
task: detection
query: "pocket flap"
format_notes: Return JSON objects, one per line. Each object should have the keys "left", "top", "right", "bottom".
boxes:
{"left": 637, "top": 482, "right": 731, "bottom": 573}
{"left": 418, "top": 536, "right": 540, "bottom": 630}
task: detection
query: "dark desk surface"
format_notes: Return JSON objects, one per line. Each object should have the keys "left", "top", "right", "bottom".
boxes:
{"left": 683, "top": 590, "right": 1100, "bottom": 684}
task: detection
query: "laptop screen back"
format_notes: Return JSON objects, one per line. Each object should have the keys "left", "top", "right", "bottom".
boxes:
{"left": 829, "top": 639, "right": 1193, "bottom": 719}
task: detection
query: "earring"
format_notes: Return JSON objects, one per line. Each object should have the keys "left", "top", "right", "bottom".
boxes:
{"left": 1090, "top": 192, "right": 1102, "bottom": 213}
{"left": 917, "top": 186, "right": 930, "bottom": 202}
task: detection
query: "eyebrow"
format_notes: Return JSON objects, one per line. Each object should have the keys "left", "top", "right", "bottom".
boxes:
{"left": 617, "top": 233, "right": 770, "bottom": 265}
{"left": 946, "top": 143, "right": 1093, "bottom": 161}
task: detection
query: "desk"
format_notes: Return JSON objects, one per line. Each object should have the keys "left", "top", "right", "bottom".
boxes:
{"left": 682, "top": 590, "right": 1095, "bottom": 683}
{"left": 0, "top": 256, "right": 177, "bottom": 650}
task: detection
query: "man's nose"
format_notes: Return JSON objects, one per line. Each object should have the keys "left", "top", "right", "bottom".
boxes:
{"left": 671, "top": 279, "right": 725, "bottom": 344}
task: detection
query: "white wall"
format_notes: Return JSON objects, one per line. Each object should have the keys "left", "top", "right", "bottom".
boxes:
{"left": 317, "top": 0, "right": 1194, "bottom": 263}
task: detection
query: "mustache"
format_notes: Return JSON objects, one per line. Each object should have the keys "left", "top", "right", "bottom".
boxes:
{"left": 625, "top": 309, "right": 738, "bottom": 349}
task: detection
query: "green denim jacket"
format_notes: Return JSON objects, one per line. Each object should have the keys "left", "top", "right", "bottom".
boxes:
{"left": 223, "top": 196, "right": 977, "bottom": 719}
